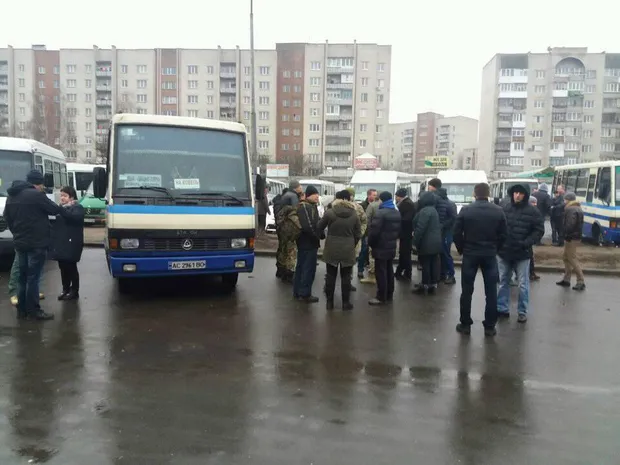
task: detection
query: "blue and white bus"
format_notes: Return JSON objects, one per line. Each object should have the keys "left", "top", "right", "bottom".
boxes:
{"left": 552, "top": 161, "right": 620, "bottom": 245}
{"left": 92, "top": 114, "right": 265, "bottom": 292}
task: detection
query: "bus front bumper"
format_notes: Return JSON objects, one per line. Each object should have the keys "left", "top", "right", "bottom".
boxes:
{"left": 108, "top": 251, "right": 255, "bottom": 278}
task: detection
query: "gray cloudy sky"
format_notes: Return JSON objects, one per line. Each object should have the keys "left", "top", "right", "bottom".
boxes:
{"left": 2, "top": 0, "right": 617, "bottom": 123}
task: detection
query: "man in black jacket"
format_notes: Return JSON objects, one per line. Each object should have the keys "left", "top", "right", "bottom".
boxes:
{"left": 497, "top": 183, "right": 545, "bottom": 323}
{"left": 394, "top": 188, "right": 416, "bottom": 280}
{"left": 367, "top": 191, "right": 401, "bottom": 305}
{"left": 427, "top": 178, "right": 456, "bottom": 283}
{"left": 453, "top": 183, "right": 507, "bottom": 336}
{"left": 4, "top": 170, "right": 63, "bottom": 320}
{"left": 293, "top": 185, "right": 322, "bottom": 303}
{"left": 550, "top": 184, "right": 565, "bottom": 246}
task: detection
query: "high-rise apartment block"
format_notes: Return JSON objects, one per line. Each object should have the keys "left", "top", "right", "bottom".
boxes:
{"left": 389, "top": 113, "right": 478, "bottom": 173}
{"left": 0, "top": 42, "right": 391, "bottom": 168}
{"left": 479, "top": 47, "right": 620, "bottom": 177}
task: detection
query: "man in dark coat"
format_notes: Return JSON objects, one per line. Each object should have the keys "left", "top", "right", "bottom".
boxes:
{"left": 293, "top": 185, "right": 322, "bottom": 303}
{"left": 394, "top": 188, "right": 416, "bottom": 280}
{"left": 318, "top": 189, "right": 361, "bottom": 311}
{"left": 426, "top": 178, "right": 456, "bottom": 283}
{"left": 453, "top": 183, "right": 507, "bottom": 336}
{"left": 532, "top": 183, "right": 551, "bottom": 245}
{"left": 556, "top": 192, "right": 585, "bottom": 291}
{"left": 550, "top": 184, "right": 565, "bottom": 246}
{"left": 412, "top": 191, "right": 443, "bottom": 295}
{"left": 367, "top": 191, "right": 401, "bottom": 305}
{"left": 497, "top": 183, "right": 545, "bottom": 323}
{"left": 50, "top": 185, "right": 85, "bottom": 300}
{"left": 3, "top": 170, "right": 64, "bottom": 320}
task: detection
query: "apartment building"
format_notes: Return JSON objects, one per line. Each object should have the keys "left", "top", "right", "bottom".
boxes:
{"left": 398, "top": 113, "right": 478, "bottom": 173}
{"left": 0, "top": 45, "right": 279, "bottom": 162}
{"left": 387, "top": 121, "right": 415, "bottom": 172}
{"left": 275, "top": 42, "right": 392, "bottom": 173}
{"left": 0, "top": 43, "right": 391, "bottom": 168}
{"left": 479, "top": 47, "right": 620, "bottom": 177}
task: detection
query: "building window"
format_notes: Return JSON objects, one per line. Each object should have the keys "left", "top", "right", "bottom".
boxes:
{"left": 243, "top": 96, "right": 250, "bottom": 104}
{"left": 259, "top": 141, "right": 269, "bottom": 149}
{"left": 162, "top": 67, "right": 177, "bottom": 75}
{"left": 360, "top": 139, "right": 367, "bottom": 148}
{"left": 188, "top": 80, "right": 198, "bottom": 89}
{"left": 207, "top": 66, "right": 214, "bottom": 74}
{"left": 259, "top": 66, "right": 270, "bottom": 75}
{"left": 532, "top": 130, "right": 543, "bottom": 138}
{"left": 281, "top": 144, "right": 289, "bottom": 151}
{"left": 534, "top": 100, "right": 544, "bottom": 108}
{"left": 188, "top": 95, "right": 198, "bottom": 104}
{"left": 310, "top": 77, "right": 320, "bottom": 86}
{"left": 162, "top": 96, "right": 177, "bottom": 104}
{"left": 282, "top": 70, "right": 291, "bottom": 78}
{"left": 282, "top": 128, "right": 290, "bottom": 136}
{"left": 188, "top": 65, "right": 198, "bottom": 74}
{"left": 244, "top": 66, "right": 251, "bottom": 76}
{"left": 360, "top": 124, "right": 367, "bottom": 132}
{"left": 244, "top": 111, "right": 250, "bottom": 120}
{"left": 311, "top": 62, "right": 321, "bottom": 71}
{"left": 377, "top": 63, "right": 385, "bottom": 72}
{"left": 259, "top": 81, "right": 270, "bottom": 90}
{"left": 38, "top": 66, "right": 46, "bottom": 74}
{"left": 66, "top": 79, "right": 76, "bottom": 88}
{"left": 310, "top": 93, "right": 320, "bottom": 102}
{"left": 361, "top": 93, "right": 368, "bottom": 103}
{"left": 535, "top": 85, "right": 545, "bottom": 94}
{"left": 584, "top": 100, "right": 595, "bottom": 108}
{"left": 536, "top": 70, "right": 545, "bottom": 79}
{"left": 66, "top": 64, "right": 76, "bottom": 74}
{"left": 282, "top": 85, "right": 290, "bottom": 92}
{"left": 259, "top": 111, "right": 269, "bottom": 120}
{"left": 362, "top": 61, "right": 369, "bottom": 71}
{"left": 282, "top": 99, "right": 290, "bottom": 107}
{"left": 361, "top": 77, "right": 369, "bottom": 87}
{"left": 293, "top": 85, "right": 301, "bottom": 93}
{"left": 207, "top": 95, "right": 214, "bottom": 104}
{"left": 18, "top": 78, "right": 25, "bottom": 87}
{"left": 309, "top": 124, "right": 320, "bottom": 132}
{"left": 376, "top": 110, "right": 384, "bottom": 118}
{"left": 309, "top": 139, "right": 320, "bottom": 147}
{"left": 310, "top": 108, "right": 319, "bottom": 117}
{"left": 259, "top": 126, "right": 269, "bottom": 134}
{"left": 136, "top": 94, "right": 147, "bottom": 103}
{"left": 259, "top": 96, "right": 269, "bottom": 105}
{"left": 121, "top": 65, "right": 128, "bottom": 74}
{"left": 162, "top": 81, "right": 176, "bottom": 90}
{"left": 207, "top": 81, "right": 214, "bottom": 89}
{"left": 584, "top": 115, "right": 594, "bottom": 123}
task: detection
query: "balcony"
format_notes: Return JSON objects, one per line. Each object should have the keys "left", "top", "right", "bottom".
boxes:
{"left": 220, "top": 101, "right": 236, "bottom": 109}
{"left": 96, "top": 99, "right": 112, "bottom": 106}
{"left": 497, "top": 120, "right": 512, "bottom": 128}
{"left": 325, "top": 129, "right": 352, "bottom": 137}
{"left": 0, "top": 83, "right": 7, "bottom": 90}
{"left": 327, "top": 96, "right": 353, "bottom": 105}
{"left": 326, "top": 113, "right": 352, "bottom": 121}
{"left": 325, "top": 159, "right": 351, "bottom": 168}
{"left": 498, "top": 106, "right": 514, "bottom": 113}
{"left": 553, "top": 89, "right": 569, "bottom": 98}
{"left": 96, "top": 113, "right": 112, "bottom": 121}
{"left": 96, "top": 128, "right": 108, "bottom": 135}
{"left": 327, "top": 66, "right": 354, "bottom": 74}
{"left": 325, "top": 144, "right": 352, "bottom": 152}
{"left": 96, "top": 85, "right": 112, "bottom": 92}
{"left": 220, "top": 87, "right": 237, "bottom": 94}
{"left": 96, "top": 70, "right": 112, "bottom": 77}
{"left": 326, "top": 82, "right": 353, "bottom": 90}
{"left": 219, "top": 71, "right": 236, "bottom": 79}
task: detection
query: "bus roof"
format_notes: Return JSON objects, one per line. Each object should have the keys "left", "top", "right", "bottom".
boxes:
{"left": 112, "top": 113, "right": 247, "bottom": 133}
{"left": 350, "top": 170, "right": 401, "bottom": 183}
{"left": 299, "top": 179, "right": 334, "bottom": 185}
{"left": 0, "top": 136, "right": 65, "bottom": 160}
{"left": 554, "top": 161, "right": 620, "bottom": 171}
{"left": 490, "top": 178, "right": 538, "bottom": 184}
{"left": 67, "top": 163, "right": 105, "bottom": 172}
{"left": 436, "top": 170, "right": 488, "bottom": 183}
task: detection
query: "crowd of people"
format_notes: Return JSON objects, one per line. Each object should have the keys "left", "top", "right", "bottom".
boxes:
{"left": 3, "top": 170, "right": 85, "bottom": 321}
{"left": 271, "top": 178, "right": 585, "bottom": 336}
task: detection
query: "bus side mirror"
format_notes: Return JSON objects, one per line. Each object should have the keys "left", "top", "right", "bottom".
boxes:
{"left": 255, "top": 174, "right": 265, "bottom": 201}
{"left": 93, "top": 167, "right": 108, "bottom": 199}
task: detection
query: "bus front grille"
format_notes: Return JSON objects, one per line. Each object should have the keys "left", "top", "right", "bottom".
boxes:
{"left": 142, "top": 238, "right": 231, "bottom": 252}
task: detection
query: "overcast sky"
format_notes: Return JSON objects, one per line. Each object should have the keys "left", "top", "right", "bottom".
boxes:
{"left": 2, "top": 0, "right": 618, "bottom": 123}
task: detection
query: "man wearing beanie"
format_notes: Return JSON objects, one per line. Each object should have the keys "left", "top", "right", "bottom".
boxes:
{"left": 556, "top": 192, "right": 585, "bottom": 291}
{"left": 274, "top": 180, "right": 303, "bottom": 282}
{"left": 4, "top": 170, "right": 64, "bottom": 320}
{"left": 293, "top": 185, "right": 322, "bottom": 302}
{"left": 394, "top": 188, "right": 416, "bottom": 280}
{"left": 367, "top": 191, "right": 401, "bottom": 305}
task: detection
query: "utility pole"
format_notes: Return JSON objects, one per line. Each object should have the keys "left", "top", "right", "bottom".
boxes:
{"left": 249, "top": 0, "right": 259, "bottom": 169}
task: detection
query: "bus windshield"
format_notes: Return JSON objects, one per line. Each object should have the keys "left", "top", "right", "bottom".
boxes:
{"left": 505, "top": 181, "right": 538, "bottom": 195}
{"left": 351, "top": 183, "right": 393, "bottom": 202}
{"left": 443, "top": 184, "right": 477, "bottom": 203}
{"left": 75, "top": 172, "right": 95, "bottom": 192}
{"left": 0, "top": 150, "right": 32, "bottom": 196}
{"left": 113, "top": 125, "right": 250, "bottom": 198}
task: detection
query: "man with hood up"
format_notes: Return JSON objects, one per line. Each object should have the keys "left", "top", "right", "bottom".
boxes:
{"left": 412, "top": 191, "right": 443, "bottom": 295}
{"left": 3, "top": 170, "right": 65, "bottom": 320}
{"left": 532, "top": 182, "right": 551, "bottom": 245}
{"left": 497, "top": 183, "right": 545, "bottom": 323}
{"left": 426, "top": 178, "right": 456, "bottom": 284}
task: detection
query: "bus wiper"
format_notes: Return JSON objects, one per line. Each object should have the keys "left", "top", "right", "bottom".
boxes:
{"left": 121, "top": 186, "right": 177, "bottom": 200}
{"left": 179, "top": 192, "right": 244, "bottom": 205}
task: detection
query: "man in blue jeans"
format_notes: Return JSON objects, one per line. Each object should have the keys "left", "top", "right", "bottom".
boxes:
{"left": 453, "top": 183, "right": 507, "bottom": 336}
{"left": 8, "top": 252, "right": 45, "bottom": 306}
{"left": 497, "top": 183, "right": 544, "bottom": 324}
{"left": 4, "top": 170, "right": 64, "bottom": 320}
{"left": 293, "top": 185, "right": 322, "bottom": 303}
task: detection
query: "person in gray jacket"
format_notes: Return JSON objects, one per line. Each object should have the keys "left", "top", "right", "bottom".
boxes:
{"left": 318, "top": 190, "right": 361, "bottom": 311}
{"left": 360, "top": 198, "right": 381, "bottom": 284}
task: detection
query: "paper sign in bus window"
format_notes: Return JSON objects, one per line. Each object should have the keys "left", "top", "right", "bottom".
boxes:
{"left": 174, "top": 178, "right": 200, "bottom": 190}
{"left": 121, "top": 174, "right": 162, "bottom": 188}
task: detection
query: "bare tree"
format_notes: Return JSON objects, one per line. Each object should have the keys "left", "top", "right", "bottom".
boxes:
{"left": 0, "top": 110, "right": 10, "bottom": 137}
{"left": 21, "top": 92, "right": 55, "bottom": 145}
{"left": 277, "top": 153, "right": 319, "bottom": 177}
{"left": 95, "top": 94, "right": 136, "bottom": 164}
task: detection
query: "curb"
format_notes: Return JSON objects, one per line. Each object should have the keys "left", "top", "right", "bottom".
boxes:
{"left": 83, "top": 243, "right": 620, "bottom": 277}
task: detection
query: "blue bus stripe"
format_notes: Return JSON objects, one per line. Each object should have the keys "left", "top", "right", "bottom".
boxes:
{"left": 580, "top": 202, "right": 619, "bottom": 211}
{"left": 108, "top": 205, "right": 254, "bottom": 215}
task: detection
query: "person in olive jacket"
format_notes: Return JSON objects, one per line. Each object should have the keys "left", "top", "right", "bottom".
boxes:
{"left": 497, "top": 183, "right": 545, "bottom": 323}
{"left": 50, "top": 186, "right": 85, "bottom": 300}
{"left": 556, "top": 192, "right": 585, "bottom": 291}
{"left": 367, "top": 191, "right": 401, "bottom": 306}
{"left": 317, "top": 190, "right": 361, "bottom": 311}
{"left": 412, "top": 191, "right": 443, "bottom": 295}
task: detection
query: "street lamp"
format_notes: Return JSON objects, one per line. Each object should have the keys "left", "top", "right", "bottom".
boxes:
{"left": 249, "top": 0, "right": 258, "bottom": 169}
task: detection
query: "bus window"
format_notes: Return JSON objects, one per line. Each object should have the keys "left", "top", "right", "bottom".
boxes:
{"left": 35, "top": 155, "right": 43, "bottom": 173}
{"left": 586, "top": 173, "right": 596, "bottom": 203}
{"left": 53, "top": 162, "right": 61, "bottom": 187}
{"left": 60, "top": 164, "right": 68, "bottom": 186}
{"left": 44, "top": 159, "right": 53, "bottom": 175}
{"left": 566, "top": 169, "right": 578, "bottom": 192}
{"left": 576, "top": 169, "right": 589, "bottom": 198}
{"left": 595, "top": 167, "right": 612, "bottom": 203}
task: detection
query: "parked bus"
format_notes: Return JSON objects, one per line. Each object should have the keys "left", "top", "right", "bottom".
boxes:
{"left": 349, "top": 170, "right": 413, "bottom": 203}
{"left": 92, "top": 114, "right": 265, "bottom": 292}
{"left": 266, "top": 178, "right": 286, "bottom": 203}
{"left": 0, "top": 137, "right": 67, "bottom": 261}
{"left": 552, "top": 161, "right": 620, "bottom": 244}
{"left": 421, "top": 170, "right": 488, "bottom": 213}
{"left": 299, "top": 178, "right": 336, "bottom": 213}
{"left": 67, "top": 163, "right": 107, "bottom": 224}
{"left": 490, "top": 178, "right": 539, "bottom": 204}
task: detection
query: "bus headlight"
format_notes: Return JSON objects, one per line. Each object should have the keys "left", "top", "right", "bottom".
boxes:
{"left": 120, "top": 238, "right": 140, "bottom": 249}
{"left": 231, "top": 238, "right": 247, "bottom": 248}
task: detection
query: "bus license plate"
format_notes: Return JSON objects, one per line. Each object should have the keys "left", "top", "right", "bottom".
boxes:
{"left": 84, "top": 218, "right": 95, "bottom": 223}
{"left": 168, "top": 260, "right": 206, "bottom": 270}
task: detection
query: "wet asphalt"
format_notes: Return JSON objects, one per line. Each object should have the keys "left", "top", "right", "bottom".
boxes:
{"left": 0, "top": 250, "right": 619, "bottom": 464}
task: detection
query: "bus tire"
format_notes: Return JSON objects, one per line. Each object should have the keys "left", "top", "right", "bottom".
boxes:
{"left": 592, "top": 223, "right": 603, "bottom": 246}
{"left": 221, "top": 273, "right": 239, "bottom": 292}
{"left": 117, "top": 278, "right": 132, "bottom": 294}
